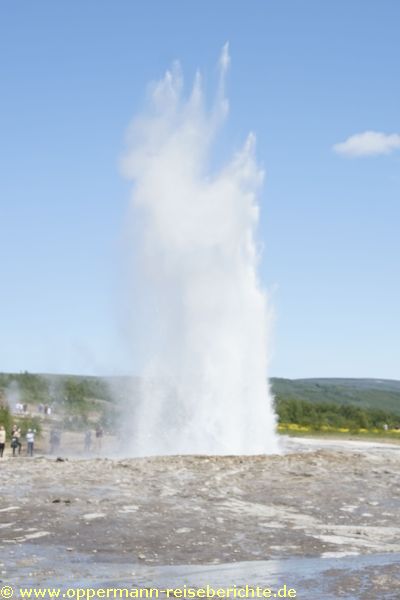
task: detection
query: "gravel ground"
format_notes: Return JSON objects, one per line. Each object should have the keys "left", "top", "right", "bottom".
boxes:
{"left": 1, "top": 440, "right": 400, "bottom": 597}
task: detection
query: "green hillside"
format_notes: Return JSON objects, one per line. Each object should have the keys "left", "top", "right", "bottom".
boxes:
{"left": 1, "top": 373, "right": 400, "bottom": 431}
{"left": 1, "top": 372, "right": 400, "bottom": 414}
{"left": 271, "top": 377, "right": 400, "bottom": 416}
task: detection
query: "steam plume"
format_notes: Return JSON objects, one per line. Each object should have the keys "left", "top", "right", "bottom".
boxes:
{"left": 121, "top": 46, "right": 278, "bottom": 455}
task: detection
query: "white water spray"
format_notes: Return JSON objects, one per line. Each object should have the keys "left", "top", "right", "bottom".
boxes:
{"left": 121, "top": 45, "right": 278, "bottom": 455}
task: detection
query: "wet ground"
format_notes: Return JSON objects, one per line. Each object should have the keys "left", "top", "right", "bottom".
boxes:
{"left": 1, "top": 438, "right": 400, "bottom": 598}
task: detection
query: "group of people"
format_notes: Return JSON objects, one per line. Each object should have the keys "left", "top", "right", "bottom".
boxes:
{"left": 0, "top": 424, "right": 36, "bottom": 457}
{"left": 37, "top": 403, "right": 52, "bottom": 416}
{"left": 83, "top": 425, "right": 104, "bottom": 452}
{"left": 0, "top": 423, "right": 105, "bottom": 457}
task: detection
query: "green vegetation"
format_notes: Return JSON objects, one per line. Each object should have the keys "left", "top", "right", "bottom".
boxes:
{"left": 271, "top": 377, "right": 400, "bottom": 433}
{"left": 0, "top": 372, "right": 116, "bottom": 433}
{"left": 275, "top": 396, "right": 399, "bottom": 432}
{"left": 0, "top": 405, "right": 12, "bottom": 434}
{"left": 0, "top": 371, "right": 51, "bottom": 405}
{"left": 0, "top": 372, "right": 113, "bottom": 407}
{"left": 16, "top": 416, "right": 42, "bottom": 436}
{"left": 271, "top": 377, "right": 400, "bottom": 416}
{"left": 0, "top": 372, "right": 399, "bottom": 437}
{"left": 0, "top": 405, "right": 42, "bottom": 437}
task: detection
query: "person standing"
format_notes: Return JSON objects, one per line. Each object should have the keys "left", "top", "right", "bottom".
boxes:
{"left": 12, "top": 425, "right": 22, "bottom": 455}
{"left": 0, "top": 425, "right": 6, "bottom": 457}
{"left": 49, "top": 429, "right": 61, "bottom": 453}
{"left": 95, "top": 425, "right": 103, "bottom": 451}
{"left": 84, "top": 429, "right": 92, "bottom": 453}
{"left": 26, "top": 429, "right": 35, "bottom": 456}
{"left": 11, "top": 433, "right": 19, "bottom": 456}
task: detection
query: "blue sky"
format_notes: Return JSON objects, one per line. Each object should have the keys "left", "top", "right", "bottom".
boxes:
{"left": 1, "top": 1, "right": 399, "bottom": 379}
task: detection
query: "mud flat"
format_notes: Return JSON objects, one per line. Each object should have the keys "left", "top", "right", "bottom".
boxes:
{"left": 1, "top": 440, "right": 400, "bottom": 598}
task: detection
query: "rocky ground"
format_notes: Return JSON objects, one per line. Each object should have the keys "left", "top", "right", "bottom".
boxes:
{"left": 1, "top": 440, "right": 400, "bottom": 598}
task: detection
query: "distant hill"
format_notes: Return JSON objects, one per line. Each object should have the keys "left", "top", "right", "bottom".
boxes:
{"left": 270, "top": 378, "right": 400, "bottom": 416}
{"left": 1, "top": 372, "right": 400, "bottom": 418}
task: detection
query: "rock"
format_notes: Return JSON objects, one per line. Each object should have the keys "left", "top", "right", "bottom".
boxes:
{"left": 82, "top": 513, "right": 106, "bottom": 520}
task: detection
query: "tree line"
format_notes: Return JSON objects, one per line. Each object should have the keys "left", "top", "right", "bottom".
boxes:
{"left": 275, "top": 396, "right": 399, "bottom": 430}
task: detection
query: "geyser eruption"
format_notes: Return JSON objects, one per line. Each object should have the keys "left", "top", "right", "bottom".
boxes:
{"left": 122, "top": 45, "right": 278, "bottom": 455}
